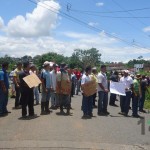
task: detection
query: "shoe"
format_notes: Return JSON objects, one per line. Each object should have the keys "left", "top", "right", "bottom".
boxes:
{"left": 11, "top": 95, "right": 16, "bottom": 98}
{"left": 124, "top": 113, "right": 129, "bottom": 117}
{"left": 41, "top": 111, "right": 46, "bottom": 115}
{"left": 93, "top": 105, "right": 97, "bottom": 108}
{"left": 103, "top": 111, "right": 110, "bottom": 115}
{"left": 89, "top": 113, "right": 94, "bottom": 117}
{"left": 4, "top": 111, "right": 11, "bottom": 114}
{"left": 139, "top": 110, "right": 147, "bottom": 113}
{"left": 15, "top": 106, "right": 22, "bottom": 109}
{"left": 132, "top": 114, "right": 140, "bottom": 118}
{"left": 98, "top": 112, "right": 105, "bottom": 116}
{"left": 29, "top": 114, "right": 37, "bottom": 118}
{"left": 36, "top": 102, "right": 39, "bottom": 105}
{"left": 82, "top": 114, "right": 91, "bottom": 119}
{"left": 118, "top": 112, "right": 126, "bottom": 115}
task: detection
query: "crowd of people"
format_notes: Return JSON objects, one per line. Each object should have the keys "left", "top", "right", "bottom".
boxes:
{"left": 0, "top": 61, "right": 149, "bottom": 119}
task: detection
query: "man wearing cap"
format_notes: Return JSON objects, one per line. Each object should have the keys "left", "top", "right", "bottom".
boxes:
{"left": 56, "top": 63, "right": 71, "bottom": 115}
{"left": 41, "top": 61, "right": 51, "bottom": 115}
{"left": 50, "top": 63, "right": 58, "bottom": 109}
{"left": 0, "top": 62, "right": 11, "bottom": 116}
{"left": 132, "top": 74, "right": 141, "bottom": 118}
{"left": 19, "top": 62, "right": 35, "bottom": 118}
{"left": 29, "top": 64, "right": 40, "bottom": 105}
{"left": 119, "top": 70, "right": 133, "bottom": 116}
{"left": 13, "top": 62, "right": 23, "bottom": 109}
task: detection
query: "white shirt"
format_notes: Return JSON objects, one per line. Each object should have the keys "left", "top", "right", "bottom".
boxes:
{"left": 50, "top": 70, "right": 57, "bottom": 91}
{"left": 97, "top": 72, "right": 108, "bottom": 91}
{"left": 81, "top": 74, "right": 91, "bottom": 85}
{"left": 120, "top": 76, "right": 133, "bottom": 89}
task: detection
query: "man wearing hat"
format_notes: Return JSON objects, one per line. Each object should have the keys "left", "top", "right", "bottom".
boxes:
{"left": 50, "top": 63, "right": 58, "bottom": 109}
{"left": 56, "top": 62, "right": 71, "bottom": 115}
{"left": 41, "top": 61, "right": 51, "bottom": 115}
{"left": 119, "top": 70, "right": 133, "bottom": 117}
{"left": 132, "top": 74, "right": 141, "bottom": 117}
{"left": 29, "top": 64, "right": 40, "bottom": 105}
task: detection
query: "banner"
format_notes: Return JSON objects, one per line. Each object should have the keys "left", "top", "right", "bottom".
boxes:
{"left": 23, "top": 74, "right": 41, "bottom": 88}
{"left": 110, "top": 82, "right": 126, "bottom": 96}
{"left": 56, "top": 80, "right": 71, "bottom": 95}
{"left": 81, "top": 80, "right": 97, "bottom": 97}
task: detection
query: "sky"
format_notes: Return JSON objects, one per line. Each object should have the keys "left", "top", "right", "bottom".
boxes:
{"left": 0, "top": 0, "right": 150, "bottom": 62}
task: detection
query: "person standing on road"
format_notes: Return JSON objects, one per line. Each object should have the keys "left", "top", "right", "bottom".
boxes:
{"left": 139, "top": 75, "right": 148, "bottom": 113}
{"left": 19, "top": 62, "right": 36, "bottom": 118}
{"left": 13, "top": 62, "right": 23, "bottom": 109}
{"left": 132, "top": 74, "right": 141, "bottom": 118}
{"left": 97, "top": 65, "right": 109, "bottom": 116}
{"left": 90, "top": 67, "right": 98, "bottom": 108}
{"left": 81, "top": 66, "right": 93, "bottom": 118}
{"left": 50, "top": 63, "right": 58, "bottom": 109}
{"left": 0, "top": 62, "right": 11, "bottom": 116}
{"left": 29, "top": 64, "right": 40, "bottom": 105}
{"left": 41, "top": 62, "right": 51, "bottom": 115}
{"left": 119, "top": 70, "right": 133, "bottom": 117}
{"left": 109, "top": 71, "right": 119, "bottom": 107}
{"left": 74, "top": 68, "right": 81, "bottom": 95}
{"left": 56, "top": 63, "right": 71, "bottom": 115}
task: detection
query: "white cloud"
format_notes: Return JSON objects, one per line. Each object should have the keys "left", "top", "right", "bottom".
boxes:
{"left": 96, "top": 2, "right": 104, "bottom": 7}
{"left": 88, "top": 22, "right": 99, "bottom": 27}
{"left": 6, "top": 0, "right": 60, "bottom": 37}
{"left": 0, "top": 31, "right": 149, "bottom": 62}
{"left": 0, "top": 17, "right": 4, "bottom": 29}
{"left": 143, "top": 26, "right": 150, "bottom": 32}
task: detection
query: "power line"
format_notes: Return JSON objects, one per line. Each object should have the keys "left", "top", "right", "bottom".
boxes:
{"left": 111, "top": 0, "right": 148, "bottom": 26}
{"left": 26, "top": 0, "right": 150, "bottom": 52}
{"left": 71, "top": 6, "right": 150, "bottom": 14}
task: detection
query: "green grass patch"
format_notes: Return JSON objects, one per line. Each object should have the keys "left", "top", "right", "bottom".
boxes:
{"left": 144, "top": 87, "right": 150, "bottom": 109}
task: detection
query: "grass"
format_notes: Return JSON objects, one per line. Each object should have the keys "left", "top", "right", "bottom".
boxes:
{"left": 144, "top": 87, "right": 150, "bottom": 110}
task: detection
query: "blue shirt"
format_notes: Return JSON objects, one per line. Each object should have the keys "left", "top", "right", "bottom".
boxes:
{"left": 41, "top": 70, "right": 51, "bottom": 89}
{"left": 0, "top": 68, "right": 9, "bottom": 91}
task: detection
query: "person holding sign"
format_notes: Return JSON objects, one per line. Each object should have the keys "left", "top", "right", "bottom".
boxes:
{"left": 56, "top": 63, "right": 71, "bottom": 115}
{"left": 97, "top": 65, "right": 109, "bottom": 116}
{"left": 81, "top": 66, "right": 93, "bottom": 118}
{"left": 19, "top": 62, "right": 35, "bottom": 118}
{"left": 119, "top": 70, "right": 133, "bottom": 117}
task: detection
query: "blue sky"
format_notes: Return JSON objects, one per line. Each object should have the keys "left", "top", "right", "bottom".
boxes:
{"left": 0, "top": 0, "right": 150, "bottom": 62}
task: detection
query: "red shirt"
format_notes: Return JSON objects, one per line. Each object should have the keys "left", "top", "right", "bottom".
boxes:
{"left": 74, "top": 71, "right": 81, "bottom": 80}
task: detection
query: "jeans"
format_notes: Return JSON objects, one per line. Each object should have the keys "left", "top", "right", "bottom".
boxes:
{"left": 76, "top": 80, "right": 81, "bottom": 95}
{"left": 41, "top": 89, "right": 51, "bottom": 102}
{"left": 98, "top": 91, "right": 108, "bottom": 113}
{"left": 109, "top": 93, "right": 116, "bottom": 105}
{"left": 21, "top": 88, "right": 34, "bottom": 117}
{"left": 0, "top": 90, "right": 8, "bottom": 114}
{"left": 132, "top": 94, "right": 139, "bottom": 116}
{"left": 139, "top": 90, "right": 146, "bottom": 111}
{"left": 51, "top": 91, "right": 58, "bottom": 106}
{"left": 15, "top": 86, "right": 21, "bottom": 107}
{"left": 33, "top": 86, "right": 39, "bottom": 103}
{"left": 82, "top": 95, "right": 93, "bottom": 115}
{"left": 120, "top": 91, "right": 131, "bottom": 115}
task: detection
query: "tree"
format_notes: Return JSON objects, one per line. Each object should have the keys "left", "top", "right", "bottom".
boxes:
{"left": 72, "top": 48, "right": 101, "bottom": 69}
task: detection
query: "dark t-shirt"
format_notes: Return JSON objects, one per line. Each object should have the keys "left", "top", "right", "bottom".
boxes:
{"left": 141, "top": 79, "right": 147, "bottom": 92}
{"left": 110, "top": 74, "right": 118, "bottom": 82}
{"left": 19, "top": 70, "right": 31, "bottom": 90}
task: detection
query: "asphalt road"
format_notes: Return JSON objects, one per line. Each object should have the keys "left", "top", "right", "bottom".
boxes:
{"left": 0, "top": 94, "right": 150, "bottom": 150}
